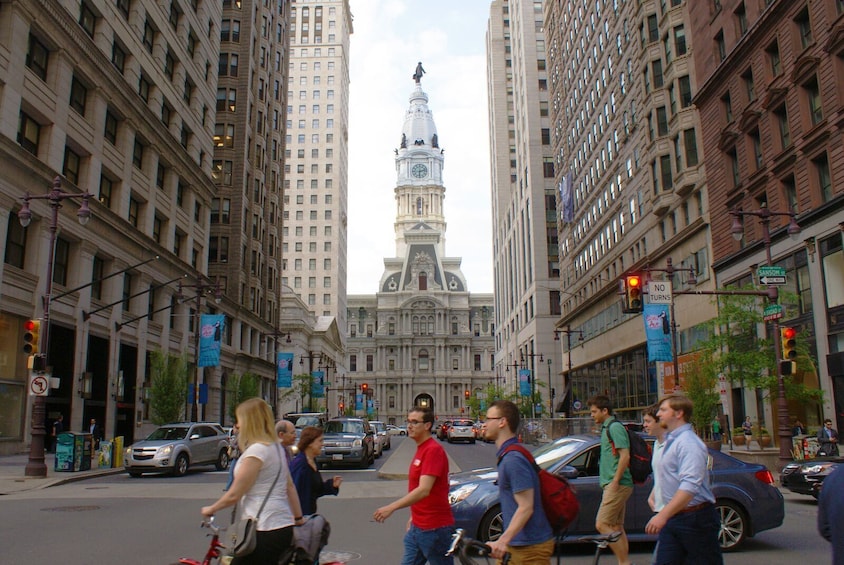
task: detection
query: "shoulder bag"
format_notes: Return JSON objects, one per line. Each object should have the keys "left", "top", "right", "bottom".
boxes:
{"left": 229, "top": 443, "right": 283, "bottom": 557}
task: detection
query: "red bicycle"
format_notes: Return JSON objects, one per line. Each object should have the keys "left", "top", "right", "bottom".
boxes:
{"left": 172, "top": 516, "right": 226, "bottom": 565}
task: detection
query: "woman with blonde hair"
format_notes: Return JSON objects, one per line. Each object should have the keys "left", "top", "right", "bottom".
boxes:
{"left": 201, "top": 398, "right": 305, "bottom": 564}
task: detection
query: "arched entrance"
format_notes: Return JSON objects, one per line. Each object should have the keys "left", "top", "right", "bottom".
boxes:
{"left": 414, "top": 393, "right": 434, "bottom": 414}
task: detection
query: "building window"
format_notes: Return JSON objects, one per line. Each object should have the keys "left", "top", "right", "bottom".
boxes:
{"left": 99, "top": 174, "right": 113, "bottom": 209}
{"left": 814, "top": 153, "right": 832, "bottom": 202}
{"left": 63, "top": 146, "right": 81, "bottom": 185}
{"left": 132, "top": 139, "right": 144, "bottom": 168}
{"left": 647, "top": 14, "right": 658, "bottom": 42}
{"left": 805, "top": 76, "right": 823, "bottom": 125}
{"left": 112, "top": 42, "right": 126, "bottom": 72}
{"left": 674, "top": 25, "right": 686, "bottom": 56}
{"left": 742, "top": 68, "right": 755, "bottom": 102}
{"left": 678, "top": 75, "right": 692, "bottom": 108}
{"left": 128, "top": 196, "right": 140, "bottom": 227}
{"left": 79, "top": 1, "right": 96, "bottom": 37}
{"left": 684, "top": 129, "right": 699, "bottom": 166}
{"left": 652, "top": 59, "right": 663, "bottom": 88}
{"left": 4, "top": 216, "right": 27, "bottom": 269}
{"left": 418, "top": 350, "right": 429, "bottom": 371}
{"left": 26, "top": 34, "right": 49, "bottom": 81}
{"left": 749, "top": 129, "right": 762, "bottom": 170}
{"left": 722, "top": 91, "right": 733, "bottom": 122}
{"left": 774, "top": 105, "right": 790, "bottom": 149}
{"left": 727, "top": 147, "right": 740, "bottom": 187}
{"left": 53, "top": 237, "right": 70, "bottom": 286}
{"left": 715, "top": 30, "right": 726, "bottom": 62}
{"left": 70, "top": 76, "right": 88, "bottom": 115}
{"left": 350, "top": 355, "right": 357, "bottom": 371}
{"left": 735, "top": 2, "right": 747, "bottom": 35}
{"left": 796, "top": 8, "right": 813, "bottom": 49}
{"left": 767, "top": 41, "right": 781, "bottom": 77}
{"left": 474, "top": 354, "right": 482, "bottom": 371}
{"left": 660, "top": 154, "right": 673, "bottom": 190}
{"left": 17, "top": 111, "right": 41, "bottom": 156}
{"left": 366, "top": 355, "right": 373, "bottom": 372}
{"left": 656, "top": 106, "right": 668, "bottom": 136}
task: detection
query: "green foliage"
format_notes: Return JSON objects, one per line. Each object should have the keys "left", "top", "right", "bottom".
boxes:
{"left": 465, "top": 383, "right": 515, "bottom": 419}
{"left": 226, "top": 372, "right": 261, "bottom": 421}
{"left": 149, "top": 350, "right": 189, "bottom": 425}
{"left": 294, "top": 373, "right": 315, "bottom": 411}
{"left": 685, "top": 351, "right": 721, "bottom": 438}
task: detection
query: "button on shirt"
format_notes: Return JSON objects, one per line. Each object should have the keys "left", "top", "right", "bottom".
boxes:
{"left": 655, "top": 423, "right": 715, "bottom": 510}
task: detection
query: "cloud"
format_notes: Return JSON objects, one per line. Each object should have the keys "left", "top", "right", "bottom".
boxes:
{"left": 347, "top": 0, "right": 493, "bottom": 294}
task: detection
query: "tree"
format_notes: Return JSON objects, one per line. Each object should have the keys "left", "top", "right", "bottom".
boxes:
{"left": 149, "top": 350, "right": 189, "bottom": 425}
{"left": 226, "top": 372, "right": 260, "bottom": 421}
{"left": 293, "top": 373, "right": 315, "bottom": 412}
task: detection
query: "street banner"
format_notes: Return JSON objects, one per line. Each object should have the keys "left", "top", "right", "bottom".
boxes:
{"left": 311, "top": 370, "right": 325, "bottom": 398}
{"left": 355, "top": 393, "right": 364, "bottom": 411}
{"left": 366, "top": 398, "right": 374, "bottom": 414}
{"left": 198, "top": 314, "right": 225, "bottom": 367}
{"left": 560, "top": 170, "right": 574, "bottom": 222}
{"left": 519, "top": 369, "right": 532, "bottom": 396}
{"left": 277, "top": 352, "right": 293, "bottom": 388}
{"left": 643, "top": 304, "right": 673, "bottom": 362}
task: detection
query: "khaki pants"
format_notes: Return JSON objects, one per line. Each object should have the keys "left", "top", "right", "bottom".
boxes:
{"left": 499, "top": 538, "right": 555, "bottom": 565}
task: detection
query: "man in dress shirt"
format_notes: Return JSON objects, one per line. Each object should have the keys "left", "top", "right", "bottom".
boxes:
{"left": 645, "top": 394, "right": 722, "bottom": 564}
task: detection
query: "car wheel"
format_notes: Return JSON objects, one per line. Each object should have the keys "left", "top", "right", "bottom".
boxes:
{"left": 717, "top": 499, "right": 747, "bottom": 551}
{"left": 479, "top": 505, "right": 504, "bottom": 543}
{"left": 401, "top": 431, "right": 406, "bottom": 436}
{"left": 385, "top": 440, "right": 391, "bottom": 451}
{"left": 128, "top": 471, "right": 143, "bottom": 478}
{"left": 215, "top": 449, "right": 230, "bottom": 471}
{"left": 172, "top": 454, "right": 189, "bottom": 477}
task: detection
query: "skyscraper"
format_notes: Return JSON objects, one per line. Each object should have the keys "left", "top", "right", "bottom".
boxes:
{"left": 282, "top": 0, "right": 352, "bottom": 335}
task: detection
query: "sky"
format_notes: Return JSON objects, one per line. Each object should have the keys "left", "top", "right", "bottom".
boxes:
{"left": 346, "top": 0, "right": 494, "bottom": 294}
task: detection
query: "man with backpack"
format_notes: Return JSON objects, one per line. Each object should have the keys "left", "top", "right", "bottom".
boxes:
{"left": 485, "top": 400, "right": 555, "bottom": 564}
{"left": 589, "top": 395, "right": 633, "bottom": 565}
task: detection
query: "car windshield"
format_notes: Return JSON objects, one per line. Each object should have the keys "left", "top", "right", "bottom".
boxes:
{"left": 295, "top": 416, "right": 321, "bottom": 428}
{"left": 371, "top": 422, "right": 385, "bottom": 433}
{"left": 531, "top": 437, "right": 591, "bottom": 470}
{"left": 325, "top": 421, "right": 364, "bottom": 434}
{"left": 146, "top": 427, "right": 188, "bottom": 441}
{"left": 453, "top": 420, "right": 473, "bottom": 427}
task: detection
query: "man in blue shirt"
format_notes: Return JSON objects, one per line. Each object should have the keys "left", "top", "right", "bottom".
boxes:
{"left": 485, "top": 400, "right": 554, "bottom": 563}
{"left": 645, "top": 394, "right": 722, "bottom": 564}
{"left": 818, "top": 461, "right": 844, "bottom": 564}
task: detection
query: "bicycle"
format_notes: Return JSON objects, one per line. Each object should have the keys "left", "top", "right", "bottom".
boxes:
{"left": 572, "top": 531, "right": 621, "bottom": 565}
{"left": 445, "top": 528, "right": 510, "bottom": 564}
{"left": 171, "top": 516, "right": 227, "bottom": 565}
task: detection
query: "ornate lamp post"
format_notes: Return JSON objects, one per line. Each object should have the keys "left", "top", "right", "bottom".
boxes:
{"left": 177, "top": 278, "right": 222, "bottom": 422}
{"left": 730, "top": 204, "right": 800, "bottom": 464}
{"left": 18, "top": 176, "right": 92, "bottom": 477}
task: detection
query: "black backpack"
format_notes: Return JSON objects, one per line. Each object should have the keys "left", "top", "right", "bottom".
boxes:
{"left": 605, "top": 420, "right": 652, "bottom": 484}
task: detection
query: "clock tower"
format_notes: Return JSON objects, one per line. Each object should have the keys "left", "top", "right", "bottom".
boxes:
{"left": 393, "top": 75, "right": 447, "bottom": 258}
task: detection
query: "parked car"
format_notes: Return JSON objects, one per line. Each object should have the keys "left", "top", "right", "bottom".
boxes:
{"left": 448, "top": 419, "right": 476, "bottom": 444}
{"left": 386, "top": 424, "right": 407, "bottom": 436}
{"left": 436, "top": 420, "right": 452, "bottom": 440}
{"left": 316, "top": 417, "right": 375, "bottom": 469}
{"left": 448, "top": 434, "right": 784, "bottom": 551}
{"left": 781, "top": 455, "right": 843, "bottom": 498}
{"left": 124, "top": 422, "right": 230, "bottom": 477}
{"left": 285, "top": 412, "right": 329, "bottom": 442}
{"left": 370, "top": 420, "right": 391, "bottom": 451}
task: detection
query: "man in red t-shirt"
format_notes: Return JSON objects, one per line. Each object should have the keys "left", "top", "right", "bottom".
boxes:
{"left": 374, "top": 406, "right": 454, "bottom": 564}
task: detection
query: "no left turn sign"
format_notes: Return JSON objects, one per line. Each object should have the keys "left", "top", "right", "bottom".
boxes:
{"left": 30, "top": 375, "right": 49, "bottom": 396}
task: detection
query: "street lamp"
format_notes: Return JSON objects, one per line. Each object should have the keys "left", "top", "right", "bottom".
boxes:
{"left": 730, "top": 204, "right": 800, "bottom": 464}
{"left": 546, "top": 358, "right": 554, "bottom": 416}
{"left": 300, "top": 352, "right": 321, "bottom": 411}
{"left": 521, "top": 352, "right": 544, "bottom": 419}
{"left": 19, "top": 176, "right": 92, "bottom": 477}
{"left": 178, "top": 278, "right": 222, "bottom": 422}
{"left": 555, "top": 326, "right": 584, "bottom": 416}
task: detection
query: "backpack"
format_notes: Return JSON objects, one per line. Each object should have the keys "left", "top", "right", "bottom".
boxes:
{"left": 605, "top": 420, "right": 652, "bottom": 484}
{"left": 499, "top": 443, "right": 580, "bottom": 534}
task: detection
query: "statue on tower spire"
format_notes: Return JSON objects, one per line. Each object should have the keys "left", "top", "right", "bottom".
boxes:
{"left": 412, "top": 62, "right": 426, "bottom": 84}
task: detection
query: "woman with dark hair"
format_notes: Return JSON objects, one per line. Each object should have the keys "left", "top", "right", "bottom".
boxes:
{"left": 290, "top": 426, "right": 342, "bottom": 515}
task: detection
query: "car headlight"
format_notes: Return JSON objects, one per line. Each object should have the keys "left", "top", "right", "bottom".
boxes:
{"left": 159, "top": 445, "right": 173, "bottom": 456}
{"left": 448, "top": 483, "right": 479, "bottom": 504}
{"left": 352, "top": 438, "right": 362, "bottom": 448}
{"left": 124, "top": 447, "right": 132, "bottom": 457}
{"left": 805, "top": 463, "right": 836, "bottom": 474}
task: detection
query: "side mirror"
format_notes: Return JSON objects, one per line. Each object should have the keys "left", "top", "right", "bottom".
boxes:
{"left": 190, "top": 433, "right": 201, "bottom": 440}
{"left": 559, "top": 465, "right": 579, "bottom": 479}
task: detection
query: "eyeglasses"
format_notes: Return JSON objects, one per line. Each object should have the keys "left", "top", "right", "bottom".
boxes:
{"left": 406, "top": 419, "right": 425, "bottom": 426}
{"left": 484, "top": 417, "right": 503, "bottom": 422}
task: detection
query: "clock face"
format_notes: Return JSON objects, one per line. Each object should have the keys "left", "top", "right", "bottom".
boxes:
{"left": 411, "top": 164, "right": 428, "bottom": 178}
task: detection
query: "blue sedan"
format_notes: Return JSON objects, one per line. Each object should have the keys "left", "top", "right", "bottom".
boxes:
{"left": 448, "top": 435, "right": 784, "bottom": 551}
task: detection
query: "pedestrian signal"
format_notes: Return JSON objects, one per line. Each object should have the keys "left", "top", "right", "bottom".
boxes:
{"left": 622, "top": 274, "right": 644, "bottom": 313}
{"left": 23, "top": 319, "right": 41, "bottom": 354}
{"left": 781, "top": 327, "right": 797, "bottom": 360}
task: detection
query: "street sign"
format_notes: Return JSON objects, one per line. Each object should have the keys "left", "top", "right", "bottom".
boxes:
{"left": 30, "top": 374, "right": 49, "bottom": 396}
{"left": 763, "top": 304, "right": 783, "bottom": 321}
{"left": 759, "top": 275, "right": 787, "bottom": 285}
{"left": 757, "top": 266, "right": 785, "bottom": 278}
{"left": 648, "top": 281, "right": 673, "bottom": 304}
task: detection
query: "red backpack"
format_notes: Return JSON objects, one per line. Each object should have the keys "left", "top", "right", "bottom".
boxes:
{"left": 499, "top": 443, "right": 580, "bottom": 533}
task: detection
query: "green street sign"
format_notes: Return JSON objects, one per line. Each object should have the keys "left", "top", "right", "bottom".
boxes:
{"left": 763, "top": 304, "right": 783, "bottom": 321}
{"left": 757, "top": 266, "right": 786, "bottom": 278}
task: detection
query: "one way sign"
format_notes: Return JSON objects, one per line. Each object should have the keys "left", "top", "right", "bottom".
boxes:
{"left": 760, "top": 275, "right": 786, "bottom": 285}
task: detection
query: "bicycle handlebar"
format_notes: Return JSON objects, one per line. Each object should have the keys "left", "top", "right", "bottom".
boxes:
{"left": 447, "top": 528, "right": 511, "bottom": 564}
{"left": 201, "top": 515, "right": 221, "bottom": 535}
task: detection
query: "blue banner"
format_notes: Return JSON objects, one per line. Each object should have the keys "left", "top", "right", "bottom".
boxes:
{"left": 355, "top": 393, "right": 363, "bottom": 411}
{"left": 366, "top": 398, "right": 374, "bottom": 414}
{"left": 643, "top": 304, "right": 673, "bottom": 362}
{"left": 560, "top": 170, "right": 574, "bottom": 223}
{"left": 198, "top": 314, "right": 225, "bottom": 367}
{"left": 519, "top": 369, "right": 532, "bottom": 396}
{"left": 276, "top": 352, "right": 293, "bottom": 388}
{"left": 311, "top": 371, "right": 325, "bottom": 398}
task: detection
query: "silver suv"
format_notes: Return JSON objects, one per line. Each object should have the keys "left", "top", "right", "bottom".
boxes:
{"left": 316, "top": 417, "right": 375, "bottom": 469}
{"left": 124, "top": 423, "right": 230, "bottom": 477}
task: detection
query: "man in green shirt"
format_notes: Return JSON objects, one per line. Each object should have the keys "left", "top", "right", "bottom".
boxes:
{"left": 589, "top": 395, "right": 633, "bottom": 565}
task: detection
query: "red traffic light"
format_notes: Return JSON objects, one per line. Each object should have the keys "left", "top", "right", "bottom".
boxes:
{"left": 24, "top": 320, "right": 37, "bottom": 332}
{"left": 782, "top": 327, "right": 796, "bottom": 340}
{"left": 627, "top": 275, "right": 641, "bottom": 288}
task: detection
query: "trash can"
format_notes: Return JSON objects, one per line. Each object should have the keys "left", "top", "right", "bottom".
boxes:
{"left": 55, "top": 432, "right": 93, "bottom": 472}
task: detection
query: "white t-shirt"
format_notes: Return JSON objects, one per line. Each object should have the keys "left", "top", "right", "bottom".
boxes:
{"left": 236, "top": 441, "right": 294, "bottom": 531}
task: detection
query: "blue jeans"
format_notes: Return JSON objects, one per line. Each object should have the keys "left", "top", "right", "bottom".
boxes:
{"left": 654, "top": 505, "right": 723, "bottom": 565}
{"left": 400, "top": 524, "right": 454, "bottom": 565}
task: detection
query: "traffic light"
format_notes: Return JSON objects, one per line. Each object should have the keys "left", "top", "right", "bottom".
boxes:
{"left": 361, "top": 383, "right": 368, "bottom": 395}
{"left": 339, "top": 401, "right": 345, "bottom": 413}
{"left": 621, "top": 274, "right": 644, "bottom": 313}
{"left": 781, "top": 327, "right": 797, "bottom": 360}
{"left": 23, "top": 319, "right": 41, "bottom": 354}
{"left": 464, "top": 389, "right": 470, "bottom": 399}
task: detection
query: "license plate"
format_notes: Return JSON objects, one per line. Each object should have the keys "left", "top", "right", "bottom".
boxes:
{"left": 332, "top": 454, "right": 343, "bottom": 461}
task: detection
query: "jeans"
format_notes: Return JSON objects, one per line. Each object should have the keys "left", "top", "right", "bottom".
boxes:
{"left": 654, "top": 505, "right": 723, "bottom": 565}
{"left": 400, "top": 524, "right": 454, "bottom": 565}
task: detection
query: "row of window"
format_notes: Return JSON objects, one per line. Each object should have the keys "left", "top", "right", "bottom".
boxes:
{"left": 347, "top": 353, "right": 487, "bottom": 373}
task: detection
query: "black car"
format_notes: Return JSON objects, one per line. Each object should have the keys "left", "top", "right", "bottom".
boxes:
{"left": 780, "top": 456, "right": 843, "bottom": 498}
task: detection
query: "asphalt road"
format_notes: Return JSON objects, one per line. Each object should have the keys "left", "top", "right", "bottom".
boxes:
{"left": 0, "top": 436, "right": 833, "bottom": 564}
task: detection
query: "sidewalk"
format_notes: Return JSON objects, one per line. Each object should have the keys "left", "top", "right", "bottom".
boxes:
{"left": 0, "top": 451, "right": 124, "bottom": 495}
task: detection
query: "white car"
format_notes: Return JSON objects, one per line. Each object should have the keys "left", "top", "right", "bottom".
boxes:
{"left": 447, "top": 419, "right": 476, "bottom": 444}
{"left": 386, "top": 425, "right": 407, "bottom": 436}
{"left": 369, "top": 420, "right": 391, "bottom": 452}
